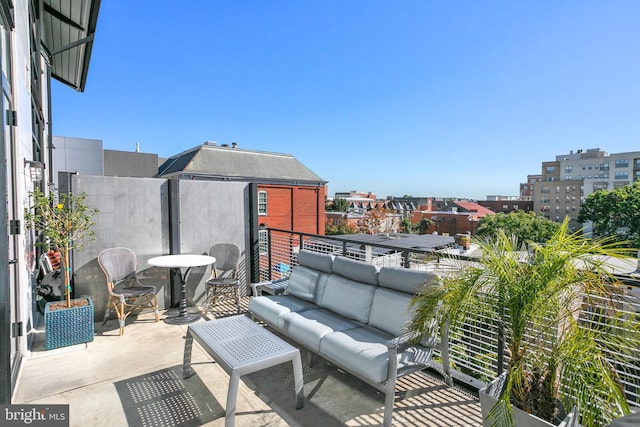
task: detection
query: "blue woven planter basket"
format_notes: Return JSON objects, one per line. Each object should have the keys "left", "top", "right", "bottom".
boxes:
{"left": 45, "top": 297, "right": 95, "bottom": 350}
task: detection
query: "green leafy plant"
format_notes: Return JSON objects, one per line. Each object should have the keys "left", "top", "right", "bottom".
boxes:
{"left": 578, "top": 180, "right": 640, "bottom": 248}
{"left": 475, "top": 211, "right": 560, "bottom": 244}
{"left": 25, "top": 188, "right": 98, "bottom": 308}
{"left": 409, "top": 218, "right": 640, "bottom": 426}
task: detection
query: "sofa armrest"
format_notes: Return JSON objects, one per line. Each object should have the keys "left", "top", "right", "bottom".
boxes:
{"left": 385, "top": 332, "right": 413, "bottom": 353}
{"left": 251, "top": 278, "right": 289, "bottom": 296}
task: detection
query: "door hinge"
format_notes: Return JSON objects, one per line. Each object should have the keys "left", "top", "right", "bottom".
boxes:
{"left": 6, "top": 109, "right": 17, "bottom": 126}
{"left": 9, "top": 219, "right": 20, "bottom": 235}
{"left": 11, "top": 321, "right": 23, "bottom": 338}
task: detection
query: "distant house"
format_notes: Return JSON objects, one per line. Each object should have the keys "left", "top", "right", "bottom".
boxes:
{"left": 410, "top": 199, "right": 494, "bottom": 236}
{"left": 157, "top": 142, "right": 328, "bottom": 236}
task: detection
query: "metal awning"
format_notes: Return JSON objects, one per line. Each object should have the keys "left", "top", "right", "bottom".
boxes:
{"left": 41, "top": 0, "right": 101, "bottom": 92}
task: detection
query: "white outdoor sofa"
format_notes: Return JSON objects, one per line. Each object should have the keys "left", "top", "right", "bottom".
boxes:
{"left": 248, "top": 250, "right": 451, "bottom": 426}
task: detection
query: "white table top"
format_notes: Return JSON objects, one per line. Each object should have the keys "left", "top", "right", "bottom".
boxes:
{"left": 148, "top": 254, "right": 216, "bottom": 268}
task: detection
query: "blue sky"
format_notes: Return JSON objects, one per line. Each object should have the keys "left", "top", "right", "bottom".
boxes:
{"left": 51, "top": 1, "right": 640, "bottom": 200}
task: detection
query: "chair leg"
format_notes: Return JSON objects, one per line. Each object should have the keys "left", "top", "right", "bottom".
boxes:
{"left": 153, "top": 294, "right": 159, "bottom": 322}
{"left": 203, "top": 286, "right": 212, "bottom": 315}
{"left": 117, "top": 302, "right": 126, "bottom": 336}
{"left": 102, "top": 303, "right": 111, "bottom": 326}
{"left": 235, "top": 286, "right": 240, "bottom": 314}
{"left": 383, "top": 381, "right": 396, "bottom": 427}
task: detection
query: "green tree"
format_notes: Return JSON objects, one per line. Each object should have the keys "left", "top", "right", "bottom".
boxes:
{"left": 399, "top": 216, "right": 413, "bottom": 233}
{"left": 325, "top": 223, "right": 356, "bottom": 235}
{"left": 578, "top": 181, "right": 640, "bottom": 247}
{"left": 328, "top": 197, "right": 349, "bottom": 212}
{"left": 475, "top": 211, "right": 560, "bottom": 244}
{"left": 413, "top": 218, "right": 431, "bottom": 234}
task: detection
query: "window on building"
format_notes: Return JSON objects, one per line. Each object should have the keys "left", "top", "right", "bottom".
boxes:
{"left": 546, "top": 166, "right": 555, "bottom": 174}
{"left": 258, "top": 229, "right": 268, "bottom": 255}
{"left": 258, "top": 191, "right": 268, "bottom": 215}
{"left": 615, "top": 171, "right": 628, "bottom": 180}
{"left": 601, "top": 163, "right": 609, "bottom": 170}
{"left": 615, "top": 159, "right": 629, "bottom": 168}
{"left": 565, "top": 166, "right": 572, "bottom": 173}
{"left": 513, "top": 205, "right": 519, "bottom": 210}
{"left": 502, "top": 204, "right": 508, "bottom": 210}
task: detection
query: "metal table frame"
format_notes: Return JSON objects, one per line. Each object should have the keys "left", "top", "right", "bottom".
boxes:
{"left": 183, "top": 315, "right": 304, "bottom": 426}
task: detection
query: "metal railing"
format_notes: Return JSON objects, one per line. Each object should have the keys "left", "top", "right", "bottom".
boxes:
{"left": 260, "top": 228, "right": 640, "bottom": 409}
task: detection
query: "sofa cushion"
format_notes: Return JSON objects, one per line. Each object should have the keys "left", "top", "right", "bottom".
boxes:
{"left": 378, "top": 267, "right": 439, "bottom": 294}
{"left": 279, "top": 308, "right": 362, "bottom": 352}
{"left": 368, "top": 287, "right": 413, "bottom": 337}
{"left": 320, "top": 326, "right": 432, "bottom": 384}
{"left": 248, "top": 295, "right": 317, "bottom": 328}
{"left": 286, "top": 265, "right": 330, "bottom": 303}
{"left": 320, "top": 274, "right": 376, "bottom": 323}
{"left": 297, "top": 250, "right": 334, "bottom": 273}
{"left": 332, "top": 256, "right": 379, "bottom": 285}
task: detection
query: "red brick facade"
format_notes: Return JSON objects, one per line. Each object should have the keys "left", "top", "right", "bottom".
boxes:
{"left": 258, "top": 184, "right": 327, "bottom": 235}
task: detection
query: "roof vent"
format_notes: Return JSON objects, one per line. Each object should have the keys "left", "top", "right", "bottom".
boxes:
{"left": 221, "top": 143, "right": 229, "bottom": 147}
{"left": 232, "top": 142, "right": 238, "bottom": 148}
{"left": 204, "top": 141, "right": 217, "bottom": 146}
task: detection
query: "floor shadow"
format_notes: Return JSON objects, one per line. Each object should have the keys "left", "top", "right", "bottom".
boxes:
{"left": 114, "top": 365, "right": 224, "bottom": 427}
{"left": 242, "top": 356, "right": 384, "bottom": 427}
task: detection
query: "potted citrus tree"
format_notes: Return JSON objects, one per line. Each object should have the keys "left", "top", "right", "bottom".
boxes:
{"left": 409, "top": 218, "right": 640, "bottom": 426}
{"left": 26, "top": 188, "right": 98, "bottom": 349}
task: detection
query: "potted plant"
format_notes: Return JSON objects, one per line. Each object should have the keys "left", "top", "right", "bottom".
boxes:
{"left": 26, "top": 188, "right": 98, "bottom": 349}
{"left": 409, "top": 218, "right": 640, "bottom": 426}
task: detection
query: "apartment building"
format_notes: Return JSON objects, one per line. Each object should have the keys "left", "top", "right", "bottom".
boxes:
{"left": 519, "top": 174, "right": 542, "bottom": 200}
{"left": 532, "top": 148, "right": 640, "bottom": 224}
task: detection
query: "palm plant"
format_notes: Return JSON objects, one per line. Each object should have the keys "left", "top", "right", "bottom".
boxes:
{"left": 410, "top": 218, "right": 640, "bottom": 426}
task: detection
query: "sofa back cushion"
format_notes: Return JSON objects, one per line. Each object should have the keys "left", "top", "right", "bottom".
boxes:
{"left": 369, "top": 287, "right": 414, "bottom": 336}
{"left": 320, "top": 274, "right": 376, "bottom": 323}
{"left": 286, "top": 266, "right": 330, "bottom": 303}
{"left": 377, "top": 266, "right": 439, "bottom": 294}
{"left": 332, "top": 256, "right": 378, "bottom": 285}
{"left": 297, "top": 250, "right": 334, "bottom": 273}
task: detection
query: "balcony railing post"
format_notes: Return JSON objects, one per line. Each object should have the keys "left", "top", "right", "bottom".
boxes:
{"left": 402, "top": 250, "right": 410, "bottom": 268}
{"left": 267, "top": 229, "right": 272, "bottom": 281}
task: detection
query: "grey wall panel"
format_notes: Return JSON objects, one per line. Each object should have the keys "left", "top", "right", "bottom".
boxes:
{"left": 177, "top": 180, "right": 249, "bottom": 305}
{"left": 71, "top": 175, "right": 170, "bottom": 322}
{"left": 69, "top": 175, "right": 251, "bottom": 323}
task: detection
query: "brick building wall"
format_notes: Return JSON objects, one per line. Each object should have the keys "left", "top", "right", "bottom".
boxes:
{"left": 258, "top": 184, "right": 326, "bottom": 235}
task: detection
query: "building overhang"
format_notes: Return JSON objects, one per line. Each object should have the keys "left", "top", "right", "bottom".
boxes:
{"left": 42, "top": 0, "right": 101, "bottom": 92}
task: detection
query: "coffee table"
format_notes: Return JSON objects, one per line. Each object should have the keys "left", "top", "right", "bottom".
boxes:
{"left": 183, "top": 315, "right": 304, "bottom": 426}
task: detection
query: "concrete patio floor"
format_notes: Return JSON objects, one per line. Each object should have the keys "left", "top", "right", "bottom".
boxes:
{"left": 13, "top": 298, "right": 483, "bottom": 426}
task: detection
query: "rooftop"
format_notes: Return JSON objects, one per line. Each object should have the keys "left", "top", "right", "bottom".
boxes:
{"left": 157, "top": 143, "right": 327, "bottom": 185}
